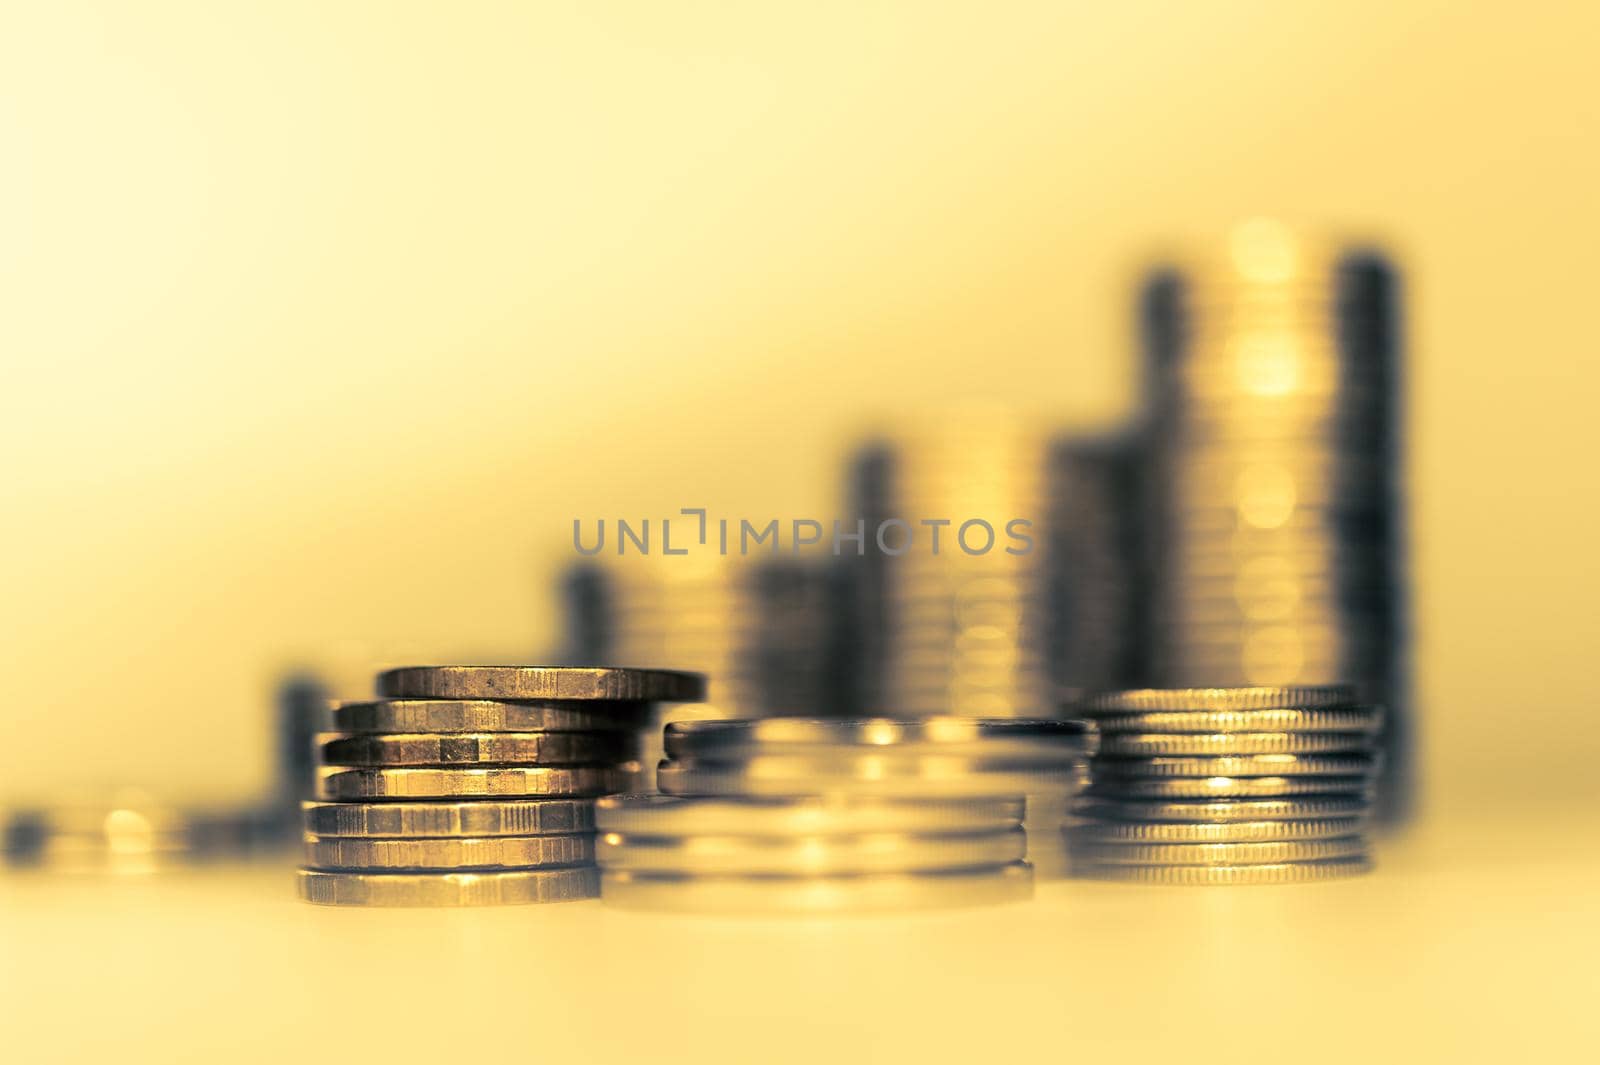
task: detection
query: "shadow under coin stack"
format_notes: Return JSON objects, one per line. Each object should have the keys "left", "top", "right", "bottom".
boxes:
{"left": 654, "top": 717, "right": 1096, "bottom": 891}
{"left": 1067, "top": 686, "right": 1379, "bottom": 885}
{"left": 297, "top": 666, "right": 705, "bottom": 906}
{"left": 596, "top": 794, "right": 1031, "bottom": 914}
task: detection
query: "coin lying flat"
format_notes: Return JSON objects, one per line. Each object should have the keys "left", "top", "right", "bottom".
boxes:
{"left": 1072, "top": 856, "right": 1372, "bottom": 885}
{"left": 599, "top": 862, "right": 1034, "bottom": 913}
{"left": 595, "top": 794, "right": 1024, "bottom": 836}
{"left": 296, "top": 867, "right": 599, "bottom": 906}
{"left": 331, "top": 699, "right": 647, "bottom": 733}
{"left": 304, "top": 833, "right": 595, "bottom": 871}
{"left": 1073, "top": 796, "right": 1372, "bottom": 822}
{"left": 663, "top": 718, "right": 1097, "bottom": 760}
{"left": 1065, "top": 816, "right": 1366, "bottom": 843}
{"left": 316, "top": 731, "right": 632, "bottom": 767}
{"left": 1074, "top": 687, "right": 1359, "bottom": 712}
{"left": 1093, "top": 753, "right": 1379, "bottom": 778}
{"left": 302, "top": 799, "right": 596, "bottom": 838}
{"left": 375, "top": 666, "right": 706, "bottom": 703}
{"left": 1068, "top": 835, "right": 1366, "bottom": 866}
{"left": 314, "top": 765, "right": 630, "bottom": 800}
{"left": 1083, "top": 776, "right": 1374, "bottom": 800}
{"left": 598, "top": 826, "right": 1026, "bottom": 876}
{"left": 658, "top": 755, "right": 1081, "bottom": 799}
{"left": 1087, "top": 707, "right": 1383, "bottom": 734}
{"left": 1096, "top": 732, "right": 1374, "bottom": 757}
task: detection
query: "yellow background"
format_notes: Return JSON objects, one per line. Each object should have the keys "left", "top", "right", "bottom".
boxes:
{"left": 3, "top": 0, "right": 1598, "bottom": 818}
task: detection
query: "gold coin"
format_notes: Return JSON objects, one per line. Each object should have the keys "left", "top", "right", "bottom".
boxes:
{"left": 374, "top": 666, "right": 706, "bottom": 702}
{"left": 332, "top": 699, "right": 646, "bottom": 733}
{"left": 1068, "top": 835, "right": 1366, "bottom": 865}
{"left": 1083, "top": 775, "right": 1374, "bottom": 799}
{"left": 304, "top": 833, "right": 595, "bottom": 870}
{"left": 301, "top": 799, "right": 595, "bottom": 837}
{"left": 1087, "top": 707, "right": 1383, "bottom": 734}
{"left": 663, "top": 718, "right": 1097, "bottom": 761}
{"left": 1093, "top": 753, "right": 1379, "bottom": 778}
{"left": 595, "top": 794, "right": 1024, "bottom": 836}
{"left": 598, "top": 826, "right": 1026, "bottom": 876}
{"left": 1075, "top": 687, "right": 1359, "bottom": 712}
{"left": 657, "top": 755, "right": 1081, "bottom": 799}
{"left": 316, "top": 731, "right": 631, "bottom": 767}
{"left": 1072, "top": 856, "right": 1372, "bottom": 885}
{"left": 599, "top": 862, "right": 1033, "bottom": 913}
{"left": 296, "top": 866, "right": 599, "bottom": 906}
{"left": 1096, "top": 732, "right": 1373, "bottom": 756}
{"left": 1065, "top": 816, "right": 1366, "bottom": 843}
{"left": 314, "top": 765, "right": 630, "bottom": 800}
{"left": 1072, "top": 796, "right": 1371, "bottom": 821}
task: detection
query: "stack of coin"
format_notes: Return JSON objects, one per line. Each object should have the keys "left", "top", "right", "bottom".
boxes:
{"left": 656, "top": 717, "right": 1096, "bottom": 879}
{"left": 1138, "top": 220, "right": 1408, "bottom": 819}
{"left": 297, "top": 665, "right": 705, "bottom": 906}
{"left": 595, "top": 794, "right": 1033, "bottom": 913}
{"left": 1066, "top": 686, "right": 1379, "bottom": 884}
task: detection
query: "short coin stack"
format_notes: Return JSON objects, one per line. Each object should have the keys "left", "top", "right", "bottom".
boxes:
{"left": 297, "top": 665, "right": 704, "bottom": 906}
{"left": 596, "top": 794, "right": 1032, "bottom": 913}
{"left": 656, "top": 717, "right": 1096, "bottom": 883}
{"left": 1067, "top": 686, "right": 1380, "bottom": 885}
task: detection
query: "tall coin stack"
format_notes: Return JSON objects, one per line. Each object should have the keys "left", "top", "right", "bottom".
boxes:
{"left": 1139, "top": 220, "right": 1407, "bottom": 819}
{"left": 297, "top": 666, "right": 705, "bottom": 906}
{"left": 656, "top": 717, "right": 1096, "bottom": 882}
{"left": 1067, "top": 686, "right": 1379, "bottom": 884}
{"left": 595, "top": 794, "right": 1033, "bottom": 913}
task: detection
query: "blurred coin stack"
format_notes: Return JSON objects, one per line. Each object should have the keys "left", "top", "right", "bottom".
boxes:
{"left": 1067, "top": 686, "right": 1379, "bottom": 884}
{"left": 657, "top": 717, "right": 1096, "bottom": 881}
{"left": 595, "top": 794, "right": 1032, "bottom": 913}
{"left": 1139, "top": 220, "right": 1407, "bottom": 818}
{"left": 297, "top": 666, "right": 704, "bottom": 906}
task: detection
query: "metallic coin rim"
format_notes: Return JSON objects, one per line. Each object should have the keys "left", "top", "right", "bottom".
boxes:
{"left": 296, "top": 866, "right": 599, "bottom": 906}
{"left": 374, "top": 666, "right": 706, "bottom": 703}
{"left": 595, "top": 794, "right": 1024, "bottom": 836}
{"left": 1067, "top": 834, "right": 1367, "bottom": 865}
{"left": 314, "top": 765, "right": 630, "bottom": 800}
{"left": 315, "top": 731, "right": 631, "bottom": 767}
{"left": 1071, "top": 856, "right": 1372, "bottom": 885}
{"left": 597, "top": 826, "right": 1026, "bottom": 876}
{"left": 1071, "top": 796, "right": 1372, "bottom": 821}
{"left": 1065, "top": 816, "right": 1367, "bottom": 842}
{"left": 1092, "top": 753, "right": 1379, "bottom": 778}
{"left": 1086, "top": 707, "right": 1383, "bottom": 734}
{"left": 331, "top": 699, "right": 648, "bottom": 733}
{"left": 599, "top": 861, "right": 1033, "bottom": 913}
{"left": 1073, "top": 687, "right": 1359, "bottom": 712}
{"left": 1082, "top": 775, "right": 1375, "bottom": 799}
{"left": 300, "top": 799, "right": 596, "bottom": 837}
{"left": 303, "top": 832, "right": 596, "bottom": 871}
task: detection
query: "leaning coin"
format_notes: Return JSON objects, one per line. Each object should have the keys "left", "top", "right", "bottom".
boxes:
{"left": 1065, "top": 816, "right": 1367, "bottom": 843}
{"left": 595, "top": 794, "right": 1024, "bottom": 836}
{"left": 332, "top": 699, "right": 647, "bottom": 733}
{"left": 316, "top": 731, "right": 632, "bottom": 767}
{"left": 664, "top": 718, "right": 1097, "bottom": 761}
{"left": 1092, "top": 754, "right": 1379, "bottom": 778}
{"left": 1086, "top": 707, "right": 1383, "bottom": 734}
{"left": 599, "top": 862, "right": 1033, "bottom": 914}
{"left": 1072, "top": 856, "right": 1372, "bottom": 885}
{"left": 1082, "top": 776, "right": 1375, "bottom": 799}
{"left": 302, "top": 799, "right": 596, "bottom": 837}
{"left": 1072, "top": 796, "right": 1372, "bottom": 822}
{"left": 1068, "top": 835, "right": 1367, "bottom": 866}
{"left": 598, "top": 826, "right": 1026, "bottom": 876}
{"left": 315, "top": 766, "right": 630, "bottom": 800}
{"left": 1096, "top": 732, "right": 1374, "bottom": 757}
{"left": 375, "top": 666, "right": 706, "bottom": 702}
{"left": 1073, "top": 687, "right": 1359, "bottom": 712}
{"left": 296, "top": 867, "right": 599, "bottom": 906}
{"left": 304, "top": 833, "right": 595, "bottom": 871}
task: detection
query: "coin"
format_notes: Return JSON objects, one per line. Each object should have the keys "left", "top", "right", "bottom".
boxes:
{"left": 374, "top": 666, "right": 706, "bottom": 702}
{"left": 1072, "top": 856, "right": 1372, "bottom": 885}
{"left": 296, "top": 866, "right": 599, "bottom": 906}
{"left": 1068, "top": 835, "right": 1366, "bottom": 865}
{"left": 1083, "top": 776, "right": 1374, "bottom": 799}
{"left": 595, "top": 794, "right": 1024, "bottom": 836}
{"left": 1065, "top": 816, "right": 1366, "bottom": 843}
{"left": 1095, "top": 732, "right": 1373, "bottom": 756}
{"left": 598, "top": 826, "right": 1026, "bottom": 876}
{"left": 1074, "top": 687, "right": 1359, "bottom": 712}
{"left": 599, "top": 862, "right": 1034, "bottom": 913}
{"left": 314, "top": 765, "right": 630, "bottom": 800}
{"left": 301, "top": 799, "right": 596, "bottom": 837}
{"left": 1093, "top": 753, "right": 1379, "bottom": 778}
{"left": 331, "top": 699, "right": 647, "bottom": 733}
{"left": 316, "top": 731, "right": 632, "bottom": 767}
{"left": 304, "top": 833, "right": 595, "bottom": 870}
{"left": 658, "top": 755, "right": 1080, "bottom": 798}
{"left": 1072, "top": 796, "right": 1371, "bottom": 821}
{"left": 663, "top": 717, "right": 1097, "bottom": 760}
{"left": 1087, "top": 707, "right": 1383, "bottom": 734}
